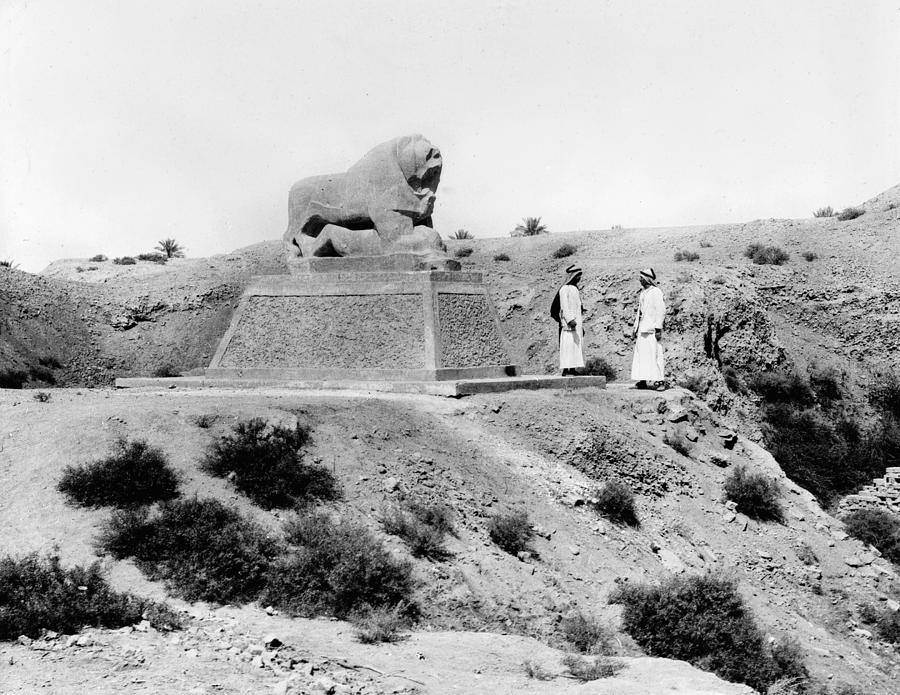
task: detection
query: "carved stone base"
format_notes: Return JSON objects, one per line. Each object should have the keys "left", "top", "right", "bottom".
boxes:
{"left": 286, "top": 253, "right": 461, "bottom": 275}
{"left": 207, "top": 270, "right": 517, "bottom": 381}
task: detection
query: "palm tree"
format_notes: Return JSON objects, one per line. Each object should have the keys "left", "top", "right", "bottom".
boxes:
{"left": 511, "top": 217, "right": 548, "bottom": 237}
{"left": 156, "top": 238, "right": 185, "bottom": 258}
{"left": 450, "top": 229, "right": 474, "bottom": 240}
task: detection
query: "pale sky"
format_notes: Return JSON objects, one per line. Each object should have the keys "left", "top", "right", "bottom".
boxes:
{"left": 2, "top": 0, "right": 899, "bottom": 272}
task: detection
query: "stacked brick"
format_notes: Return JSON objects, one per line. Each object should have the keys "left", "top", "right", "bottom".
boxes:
{"left": 839, "top": 467, "right": 900, "bottom": 516}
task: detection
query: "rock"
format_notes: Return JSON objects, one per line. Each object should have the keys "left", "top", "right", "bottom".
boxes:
{"left": 265, "top": 605, "right": 277, "bottom": 616}
{"left": 844, "top": 556, "right": 865, "bottom": 567}
{"left": 683, "top": 426, "right": 700, "bottom": 442}
{"left": 709, "top": 452, "right": 730, "bottom": 468}
{"left": 75, "top": 634, "right": 93, "bottom": 647}
{"left": 382, "top": 477, "right": 400, "bottom": 492}
{"left": 568, "top": 546, "right": 581, "bottom": 556}
{"left": 264, "top": 634, "right": 283, "bottom": 648}
{"left": 16, "top": 635, "right": 33, "bottom": 646}
{"left": 516, "top": 551, "right": 532, "bottom": 562}
{"left": 852, "top": 628, "right": 873, "bottom": 640}
{"left": 724, "top": 512, "right": 737, "bottom": 523}
{"left": 886, "top": 599, "right": 900, "bottom": 612}
{"left": 668, "top": 410, "right": 688, "bottom": 423}
{"left": 719, "top": 430, "right": 738, "bottom": 449}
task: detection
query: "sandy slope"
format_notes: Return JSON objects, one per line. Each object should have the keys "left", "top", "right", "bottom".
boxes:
{"left": 1, "top": 385, "right": 897, "bottom": 693}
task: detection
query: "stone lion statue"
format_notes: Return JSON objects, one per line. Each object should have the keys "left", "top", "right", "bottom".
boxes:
{"left": 283, "top": 134, "right": 449, "bottom": 261}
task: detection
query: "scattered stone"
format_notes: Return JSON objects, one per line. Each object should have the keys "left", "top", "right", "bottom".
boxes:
{"left": 724, "top": 512, "right": 737, "bottom": 523}
{"left": 16, "top": 635, "right": 33, "bottom": 646}
{"left": 683, "top": 426, "right": 700, "bottom": 442}
{"left": 568, "top": 546, "right": 581, "bottom": 556}
{"left": 264, "top": 634, "right": 283, "bottom": 649}
{"left": 668, "top": 410, "right": 688, "bottom": 423}
{"left": 718, "top": 430, "right": 738, "bottom": 449}
{"left": 886, "top": 599, "right": 900, "bottom": 612}
{"left": 382, "top": 477, "right": 400, "bottom": 492}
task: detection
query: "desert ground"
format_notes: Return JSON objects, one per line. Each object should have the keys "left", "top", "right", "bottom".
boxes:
{"left": 2, "top": 185, "right": 900, "bottom": 694}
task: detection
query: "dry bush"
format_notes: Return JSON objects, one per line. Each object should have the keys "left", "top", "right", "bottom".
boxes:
{"left": 582, "top": 356, "right": 616, "bottom": 380}
{"left": 0, "top": 554, "right": 182, "bottom": 639}
{"left": 869, "top": 371, "right": 900, "bottom": 419}
{"left": 32, "top": 391, "right": 51, "bottom": 403}
{"left": 795, "top": 542, "right": 818, "bottom": 566}
{"left": 801, "top": 251, "right": 817, "bottom": 262}
{"left": 351, "top": 604, "right": 410, "bottom": 643}
{"left": 201, "top": 418, "right": 339, "bottom": 509}
{"left": 560, "top": 612, "right": 615, "bottom": 654}
{"left": 857, "top": 603, "right": 900, "bottom": 644}
{"left": 590, "top": 481, "right": 639, "bottom": 527}
{"left": 610, "top": 575, "right": 807, "bottom": 692}
{"left": 488, "top": 510, "right": 533, "bottom": 555}
{"left": 680, "top": 373, "right": 708, "bottom": 394}
{"left": 674, "top": 249, "right": 700, "bottom": 262}
{"left": 552, "top": 243, "right": 577, "bottom": 259}
{"left": 523, "top": 660, "right": 554, "bottom": 680}
{"left": 450, "top": 229, "right": 473, "bottom": 239}
{"left": 813, "top": 206, "right": 834, "bottom": 218}
{"left": 113, "top": 256, "right": 136, "bottom": 265}
{"left": 381, "top": 502, "right": 453, "bottom": 560}
{"left": 152, "top": 364, "right": 180, "bottom": 377}
{"left": 58, "top": 438, "right": 180, "bottom": 508}
{"left": 699, "top": 240, "right": 713, "bottom": 248}
{"left": 836, "top": 207, "right": 864, "bottom": 221}
{"left": 843, "top": 509, "right": 900, "bottom": 565}
{"left": 723, "top": 465, "right": 783, "bottom": 522}
{"left": 561, "top": 654, "right": 623, "bottom": 681}
{"left": 744, "top": 243, "right": 789, "bottom": 265}
{"left": 747, "top": 371, "right": 814, "bottom": 405}
{"left": 455, "top": 247, "right": 474, "bottom": 258}
{"left": 664, "top": 430, "right": 693, "bottom": 457}
{"left": 263, "top": 512, "right": 416, "bottom": 619}
{"left": 97, "top": 498, "right": 279, "bottom": 603}
{"left": 89, "top": 254, "right": 108, "bottom": 262}
{"left": 0, "top": 369, "right": 28, "bottom": 389}
{"left": 493, "top": 253, "right": 510, "bottom": 262}
{"left": 137, "top": 252, "right": 167, "bottom": 264}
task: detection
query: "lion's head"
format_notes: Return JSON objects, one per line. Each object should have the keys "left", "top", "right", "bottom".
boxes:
{"left": 396, "top": 134, "right": 442, "bottom": 199}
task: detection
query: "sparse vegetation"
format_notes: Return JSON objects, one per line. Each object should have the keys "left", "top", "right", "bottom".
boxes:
{"left": 711, "top": 275, "right": 726, "bottom": 285}
{"left": 351, "top": 604, "right": 410, "bottom": 643}
{"left": 523, "top": 660, "right": 554, "bottom": 680}
{"left": 869, "top": 370, "right": 900, "bottom": 418}
{"left": 454, "top": 247, "right": 474, "bottom": 258}
{"left": 723, "top": 465, "right": 783, "bottom": 522}
{"left": 561, "top": 612, "right": 615, "bottom": 654}
{"left": 89, "top": 254, "right": 108, "bottom": 262}
{"left": 722, "top": 366, "right": 743, "bottom": 393}
{"left": 98, "top": 497, "right": 279, "bottom": 603}
{"left": 156, "top": 238, "right": 185, "bottom": 258}
{"left": 744, "top": 243, "right": 790, "bottom": 265}
{"left": 836, "top": 207, "right": 864, "bottom": 222}
{"left": 493, "top": 253, "right": 510, "bottom": 262}
{"left": 201, "top": 418, "right": 339, "bottom": 509}
{"left": 610, "top": 574, "right": 807, "bottom": 692}
{"left": 858, "top": 603, "right": 900, "bottom": 644}
{"left": 58, "top": 438, "right": 180, "bottom": 508}
{"left": 488, "top": 510, "right": 533, "bottom": 555}
{"left": 747, "top": 370, "right": 814, "bottom": 406}
{"left": 381, "top": 501, "right": 453, "bottom": 560}
{"left": 0, "top": 369, "right": 28, "bottom": 389}
{"left": 552, "top": 243, "right": 576, "bottom": 259}
{"left": 137, "top": 252, "right": 168, "bottom": 264}
{"left": 0, "top": 259, "right": 16, "bottom": 268}
{"left": 38, "top": 355, "right": 62, "bottom": 369}
{"left": 664, "top": 430, "right": 693, "bottom": 457}
{"left": 590, "top": 480, "right": 639, "bottom": 526}
{"left": 511, "top": 216, "right": 548, "bottom": 237}
{"left": 263, "top": 511, "right": 416, "bottom": 619}
{"left": 843, "top": 509, "right": 900, "bottom": 566}
{"left": 561, "top": 654, "right": 623, "bottom": 681}
{"left": 27, "top": 364, "right": 56, "bottom": 385}
{"left": 802, "top": 251, "right": 818, "bottom": 262}
{"left": 674, "top": 249, "right": 700, "bottom": 262}
{"left": 809, "top": 365, "right": 843, "bottom": 403}
{"left": 450, "top": 229, "right": 473, "bottom": 239}
{"left": 680, "top": 373, "right": 708, "bottom": 394}
{"left": 192, "top": 413, "right": 215, "bottom": 428}
{"left": 795, "top": 542, "right": 818, "bottom": 566}
{"left": 32, "top": 391, "right": 51, "bottom": 403}
{"left": 813, "top": 206, "right": 834, "bottom": 218}
{"left": 582, "top": 356, "right": 616, "bottom": 381}
{"left": 700, "top": 240, "right": 713, "bottom": 247}
{"left": 113, "top": 256, "right": 136, "bottom": 265}
{"left": 152, "top": 364, "right": 180, "bottom": 377}
{"left": 0, "top": 553, "right": 182, "bottom": 639}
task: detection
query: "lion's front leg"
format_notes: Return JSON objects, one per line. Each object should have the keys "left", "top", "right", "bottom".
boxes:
{"left": 369, "top": 206, "right": 414, "bottom": 246}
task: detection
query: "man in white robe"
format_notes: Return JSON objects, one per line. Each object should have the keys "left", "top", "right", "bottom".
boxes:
{"left": 631, "top": 267, "right": 666, "bottom": 389}
{"left": 554, "top": 264, "right": 585, "bottom": 375}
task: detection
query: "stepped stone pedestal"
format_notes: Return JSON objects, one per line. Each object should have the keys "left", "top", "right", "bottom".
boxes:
{"left": 206, "top": 266, "right": 518, "bottom": 381}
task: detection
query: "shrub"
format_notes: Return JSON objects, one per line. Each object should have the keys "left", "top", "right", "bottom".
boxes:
{"left": 664, "top": 430, "right": 693, "bottom": 457}
{"left": 711, "top": 275, "right": 726, "bottom": 285}
{"left": 843, "top": 509, "right": 900, "bottom": 565}
{"left": 89, "top": 254, "right": 108, "bottom": 262}
{"left": 0, "top": 369, "right": 28, "bottom": 389}
{"left": 809, "top": 366, "right": 842, "bottom": 403}
{"left": 201, "top": 418, "right": 338, "bottom": 509}
{"left": 699, "top": 240, "right": 713, "bottom": 248}
{"left": 552, "top": 243, "right": 577, "bottom": 259}
{"left": 0, "top": 260, "right": 16, "bottom": 268}
{"left": 582, "top": 357, "right": 616, "bottom": 380}
{"left": 511, "top": 216, "right": 548, "bottom": 237}
{"left": 488, "top": 510, "right": 533, "bottom": 555}
{"left": 0, "top": 554, "right": 182, "bottom": 640}
{"left": 724, "top": 466, "right": 783, "bottom": 522}
{"left": 523, "top": 660, "right": 553, "bottom": 680}
{"left": 795, "top": 542, "right": 818, "bottom": 566}
{"left": 561, "top": 612, "right": 614, "bottom": 654}
{"left": 722, "top": 366, "right": 742, "bottom": 392}
{"left": 28, "top": 364, "right": 56, "bottom": 385}
{"left": 836, "top": 207, "right": 864, "bottom": 221}
{"left": 33, "top": 391, "right": 51, "bottom": 403}
{"left": 192, "top": 414, "right": 215, "bottom": 428}
{"left": 97, "top": 497, "right": 279, "bottom": 603}
{"left": 152, "top": 364, "right": 180, "bottom": 377}
{"left": 610, "top": 575, "right": 806, "bottom": 692}
{"left": 38, "top": 355, "right": 62, "bottom": 369}
{"left": 801, "top": 251, "right": 817, "bottom": 262}
{"left": 351, "top": 604, "right": 410, "bottom": 643}
{"left": 493, "top": 253, "right": 510, "bottom": 262}
{"left": 674, "top": 250, "right": 700, "bottom": 262}
{"left": 455, "top": 247, "right": 474, "bottom": 258}
{"left": 747, "top": 370, "right": 814, "bottom": 405}
{"left": 156, "top": 238, "right": 185, "bottom": 258}
{"left": 680, "top": 373, "right": 708, "bottom": 394}
{"left": 561, "top": 654, "right": 623, "bottom": 681}
{"left": 450, "top": 229, "right": 473, "bottom": 240}
{"left": 744, "top": 243, "right": 789, "bottom": 265}
{"left": 813, "top": 206, "right": 834, "bottom": 218}
{"left": 137, "top": 252, "right": 167, "bottom": 264}
{"left": 262, "top": 512, "right": 415, "bottom": 619}
{"left": 113, "top": 256, "right": 136, "bottom": 265}
{"left": 381, "top": 502, "right": 453, "bottom": 560}
{"left": 58, "top": 439, "right": 180, "bottom": 508}
{"left": 869, "top": 371, "right": 900, "bottom": 419}
{"left": 591, "top": 480, "right": 639, "bottom": 526}
{"left": 858, "top": 603, "right": 900, "bottom": 644}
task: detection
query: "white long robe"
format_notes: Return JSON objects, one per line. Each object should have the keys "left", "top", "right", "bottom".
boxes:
{"left": 558, "top": 284, "right": 584, "bottom": 369}
{"left": 631, "top": 285, "right": 665, "bottom": 381}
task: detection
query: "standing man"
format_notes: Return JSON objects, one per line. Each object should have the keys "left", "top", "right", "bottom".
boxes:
{"left": 552, "top": 264, "right": 585, "bottom": 376}
{"left": 631, "top": 267, "right": 666, "bottom": 389}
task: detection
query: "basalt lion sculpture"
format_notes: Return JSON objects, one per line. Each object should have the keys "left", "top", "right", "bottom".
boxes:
{"left": 283, "top": 135, "right": 449, "bottom": 261}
